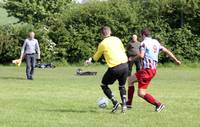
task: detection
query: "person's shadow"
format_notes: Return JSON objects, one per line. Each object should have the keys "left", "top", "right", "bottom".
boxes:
{"left": 40, "top": 107, "right": 102, "bottom": 114}
{"left": 44, "top": 109, "right": 97, "bottom": 113}
{"left": 0, "top": 76, "right": 25, "bottom": 80}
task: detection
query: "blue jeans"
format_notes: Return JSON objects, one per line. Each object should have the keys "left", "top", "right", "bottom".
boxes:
{"left": 26, "top": 54, "right": 36, "bottom": 79}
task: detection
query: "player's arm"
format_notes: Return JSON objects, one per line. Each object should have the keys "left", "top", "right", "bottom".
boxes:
{"left": 93, "top": 43, "right": 104, "bottom": 61}
{"left": 162, "top": 46, "right": 181, "bottom": 65}
{"left": 85, "top": 43, "right": 104, "bottom": 64}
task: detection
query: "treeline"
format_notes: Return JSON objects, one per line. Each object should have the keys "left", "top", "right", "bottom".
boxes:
{"left": 0, "top": 0, "right": 200, "bottom": 64}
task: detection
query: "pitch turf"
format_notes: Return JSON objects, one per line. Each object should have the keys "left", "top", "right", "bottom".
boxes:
{"left": 0, "top": 65, "right": 199, "bottom": 127}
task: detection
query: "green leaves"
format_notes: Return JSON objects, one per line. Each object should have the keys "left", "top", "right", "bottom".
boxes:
{"left": 1, "top": 0, "right": 200, "bottom": 64}
{"left": 4, "top": 0, "right": 71, "bottom": 24}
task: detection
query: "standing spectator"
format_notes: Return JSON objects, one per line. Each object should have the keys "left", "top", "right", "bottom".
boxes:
{"left": 20, "top": 32, "right": 40, "bottom": 80}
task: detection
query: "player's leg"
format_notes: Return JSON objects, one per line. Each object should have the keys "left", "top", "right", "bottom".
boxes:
{"left": 127, "top": 60, "right": 140, "bottom": 107}
{"left": 127, "top": 61, "right": 135, "bottom": 108}
{"left": 127, "top": 73, "right": 138, "bottom": 108}
{"left": 138, "top": 88, "right": 164, "bottom": 112}
{"left": 137, "top": 69, "right": 165, "bottom": 112}
{"left": 101, "top": 68, "right": 119, "bottom": 112}
{"left": 26, "top": 55, "right": 32, "bottom": 80}
{"left": 117, "top": 63, "right": 129, "bottom": 113}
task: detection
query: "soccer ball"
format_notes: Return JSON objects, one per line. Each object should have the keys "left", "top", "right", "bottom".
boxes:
{"left": 97, "top": 97, "right": 109, "bottom": 108}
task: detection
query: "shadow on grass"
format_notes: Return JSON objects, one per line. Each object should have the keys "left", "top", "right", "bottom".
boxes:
{"left": 41, "top": 108, "right": 99, "bottom": 114}
{"left": 0, "top": 76, "right": 25, "bottom": 80}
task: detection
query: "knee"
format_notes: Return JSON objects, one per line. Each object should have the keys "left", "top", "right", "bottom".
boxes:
{"left": 138, "top": 90, "right": 145, "bottom": 98}
{"left": 119, "top": 85, "right": 125, "bottom": 91}
{"left": 101, "top": 84, "right": 108, "bottom": 90}
{"left": 119, "top": 86, "right": 126, "bottom": 95}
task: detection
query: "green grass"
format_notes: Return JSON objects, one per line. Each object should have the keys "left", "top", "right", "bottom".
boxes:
{"left": 0, "top": 7, "right": 18, "bottom": 25}
{"left": 0, "top": 65, "right": 199, "bottom": 127}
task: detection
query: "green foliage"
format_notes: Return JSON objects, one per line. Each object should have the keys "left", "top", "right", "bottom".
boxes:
{"left": 1, "top": 0, "right": 200, "bottom": 64}
{"left": 4, "top": 0, "right": 71, "bottom": 25}
{"left": 0, "top": 24, "right": 56, "bottom": 64}
{"left": 167, "top": 27, "right": 200, "bottom": 62}
{"left": 51, "top": 0, "right": 139, "bottom": 63}
{"left": 0, "top": 25, "right": 20, "bottom": 63}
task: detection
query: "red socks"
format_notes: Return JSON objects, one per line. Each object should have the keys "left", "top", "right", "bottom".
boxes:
{"left": 127, "top": 85, "right": 135, "bottom": 105}
{"left": 144, "top": 93, "right": 161, "bottom": 107}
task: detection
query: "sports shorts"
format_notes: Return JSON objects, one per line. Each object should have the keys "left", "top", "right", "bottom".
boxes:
{"left": 135, "top": 68, "right": 156, "bottom": 89}
{"left": 102, "top": 63, "right": 128, "bottom": 86}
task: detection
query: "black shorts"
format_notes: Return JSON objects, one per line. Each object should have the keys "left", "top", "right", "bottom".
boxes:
{"left": 102, "top": 63, "right": 128, "bottom": 86}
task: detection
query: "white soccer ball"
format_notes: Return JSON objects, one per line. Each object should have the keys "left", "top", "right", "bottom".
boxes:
{"left": 97, "top": 97, "right": 109, "bottom": 108}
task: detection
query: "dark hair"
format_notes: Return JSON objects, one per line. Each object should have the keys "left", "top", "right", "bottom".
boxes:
{"left": 101, "top": 26, "right": 111, "bottom": 36}
{"left": 141, "top": 28, "right": 151, "bottom": 37}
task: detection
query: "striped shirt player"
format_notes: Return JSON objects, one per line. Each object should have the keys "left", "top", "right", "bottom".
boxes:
{"left": 127, "top": 29, "right": 181, "bottom": 112}
{"left": 140, "top": 37, "right": 162, "bottom": 70}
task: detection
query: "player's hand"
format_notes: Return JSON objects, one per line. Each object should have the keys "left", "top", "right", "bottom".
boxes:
{"left": 128, "top": 57, "right": 133, "bottom": 62}
{"left": 175, "top": 60, "right": 181, "bottom": 65}
{"left": 85, "top": 57, "right": 92, "bottom": 65}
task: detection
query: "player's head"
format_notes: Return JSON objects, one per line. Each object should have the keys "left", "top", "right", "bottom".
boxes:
{"left": 29, "top": 32, "right": 35, "bottom": 39}
{"left": 141, "top": 28, "right": 151, "bottom": 39}
{"left": 100, "top": 26, "right": 112, "bottom": 38}
{"left": 132, "top": 34, "right": 138, "bottom": 42}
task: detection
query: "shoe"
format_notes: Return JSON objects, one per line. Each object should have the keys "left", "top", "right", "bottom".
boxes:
{"left": 127, "top": 105, "right": 132, "bottom": 110}
{"left": 120, "top": 103, "right": 132, "bottom": 110}
{"left": 126, "top": 101, "right": 133, "bottom": 110}
{"left": 111, "top": 102, "right": 120, "bottom": 113}
{"left": 121, "top": 105, "right": 127, "bottom": 113}
{"left": 156, "top": 104, "right": 165, "bottom": 112}
{"left": 27, "top": 77, "right": 33, "bottom": 80}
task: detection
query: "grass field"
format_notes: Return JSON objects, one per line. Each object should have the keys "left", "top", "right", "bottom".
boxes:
{"left": 0, "top": 65, "right": 199, "bottom": 127}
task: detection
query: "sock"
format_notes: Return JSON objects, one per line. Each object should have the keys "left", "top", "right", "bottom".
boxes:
{"left": 119, "top": 86, "right": 126, "bottom": 106}
{"left": 101, "top": 85, "right": 117, "bottom": 105}
{"left": 144, "top": 93, "right": 161, "bottom": 107}
{"left": 127, "top": 85, "right": 135, "bottom": 105}
{"left": 111, "top": 96, "right": 118, "bottom": 105}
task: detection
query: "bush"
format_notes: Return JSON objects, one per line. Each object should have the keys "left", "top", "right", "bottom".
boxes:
{"left": 0, "top": 25, "right": 21, "bottom": 63}
{"left": 1, "top": 0, "right": 200, "bottom": 64}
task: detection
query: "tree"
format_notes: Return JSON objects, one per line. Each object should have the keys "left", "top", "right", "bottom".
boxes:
{"left": 4, "top": 0, "right": 71, "bottom": 25}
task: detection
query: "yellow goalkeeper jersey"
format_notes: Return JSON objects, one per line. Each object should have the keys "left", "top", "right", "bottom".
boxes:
{"left": 93, "top": 36, "right": 128, "bottom": 68}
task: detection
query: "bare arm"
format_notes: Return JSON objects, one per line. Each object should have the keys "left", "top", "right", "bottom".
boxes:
{"left": 162, "top": 46, "right": 181, "bottom": 65}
